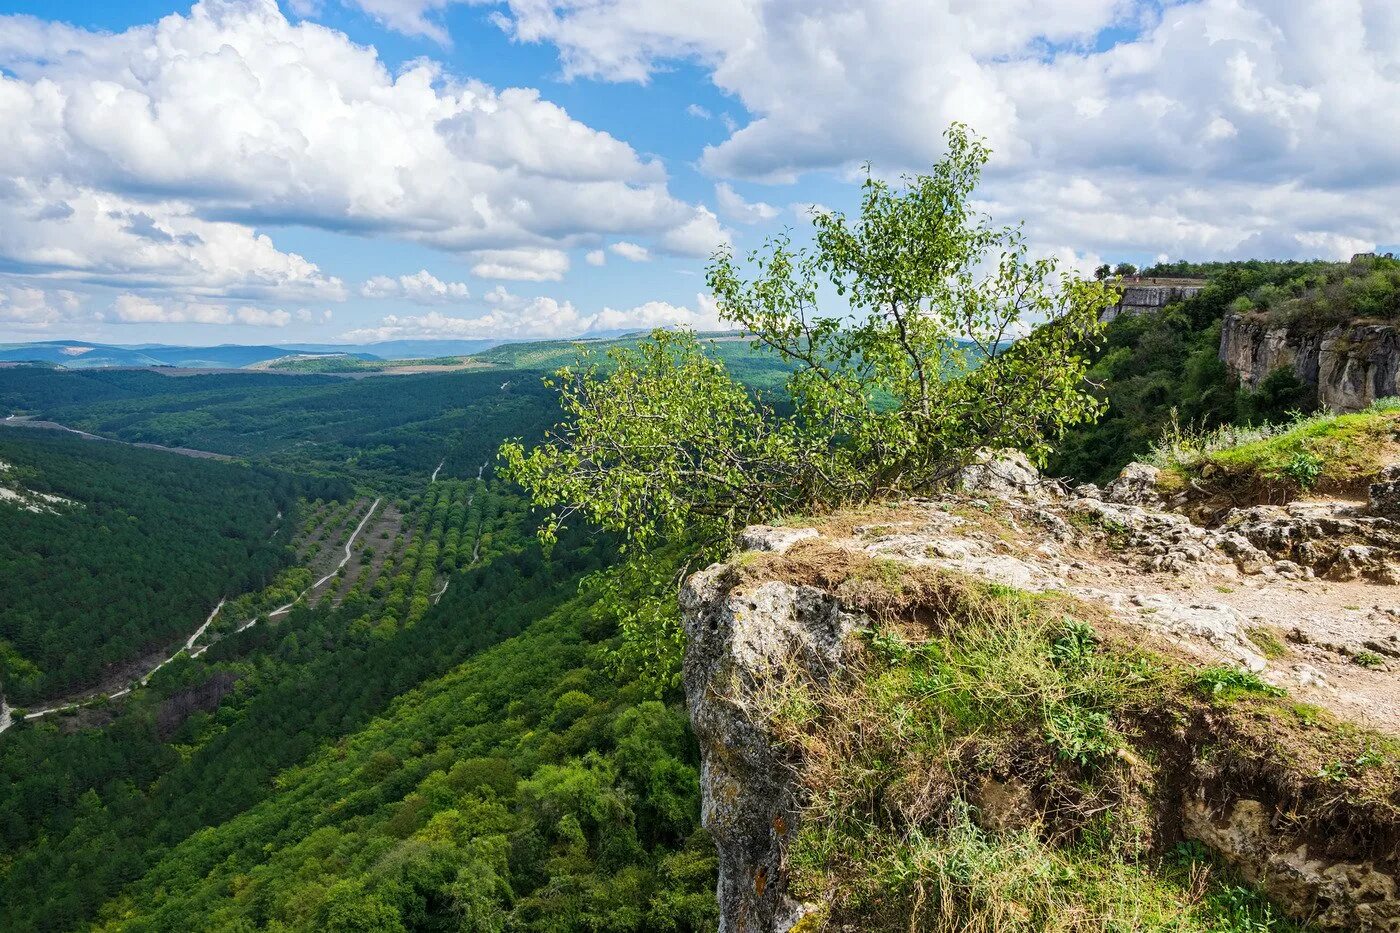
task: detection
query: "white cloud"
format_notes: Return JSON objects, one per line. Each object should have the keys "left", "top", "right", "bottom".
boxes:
{"left": 0, "top": 0, "right": 715, "bottom": 305}
{"left": 470, "top": 247, "right": 571, "bottom": 281}
{"left": 714, "top": 182, "right": 779, "bottom": 224}
{"left": 585, "top": 249, "right": 607, "bottom": 266}
{"left": 0, "top": 284, "right": 86, "bottom": 329}
{"left": 486, "top": 0, "right": 1400, "bottom": 260}
{"left": 344, "top": 0, "right": 454, "bottom": 43}
{"left": 609, "top": 241, "right": 651, "bottom": 262}
{"left": 659, "top": 207, "right": 730, "bottom": 258}
{"left": 111, "top": 293, "right": 292, "bottom": 326}
{"left": 361, "top": 269, "right": 470, "bottom": 303}
{"left": 342, "top": 288, "right": 722, "bottom": 340}
{"left": 0, "top": 179, "right": 344, "bottom": 302}
{"left": 687, "top": 103, "right": 712, "bottom": 119}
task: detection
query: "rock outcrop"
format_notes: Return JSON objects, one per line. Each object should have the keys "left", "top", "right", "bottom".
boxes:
{"left": 681, "top": 457, "right": 1400, "bottom": 931}
{"left": 1100, "top": 278, "right": 1206, "bottom": 323}
{"left": 1220, "top": 312, "right": 1400, "bottom": 412}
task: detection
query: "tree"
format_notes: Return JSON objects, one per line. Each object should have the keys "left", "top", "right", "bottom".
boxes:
{"left": 1113, "top": 261, "right": 1138, "bottom": 277}
{"left": 1094, "top": 264, "right": 1112, "bottom": 281}
{"left": 502, "top": 124, "right": 1112, "bottom": 551}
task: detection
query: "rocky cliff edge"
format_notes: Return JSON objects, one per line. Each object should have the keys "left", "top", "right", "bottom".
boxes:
{"left": 682, "top": 453, "right": 1400, "bottom": 931}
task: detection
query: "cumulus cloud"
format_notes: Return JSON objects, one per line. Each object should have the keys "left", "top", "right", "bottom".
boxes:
{"left": 585, "top": 249, "right": 607, "bottom": 266}
{"left": 361, "top": 270, "right": 470, "bottom": 303}
{"left": 715, "top": 182, "right": 779, "bottom": 224}
{"left": 470, "top": 248, "right": 571, "bottom": 281}
{"left": 487, "top": 0, "right": 1400, "bottom": 260}
{"left": 341, "top": 287, "right": 722, "bottom": 340}
{"left": 0, "top": 284, "right": 86, "bottom": 329}
{"left": 0, "top": 0, "right": 719, "bottom": 313}
{"left": 111, "top": 293, "right": 292, "bottom": 326}
{"left": 609, "top": 241, "right": 651, "bottom": 262}
{"left": 0, "top": 179, "right": 344, "bottom": 302}
{"left": 658, "top": 207, "right": 730, "bottom": 258}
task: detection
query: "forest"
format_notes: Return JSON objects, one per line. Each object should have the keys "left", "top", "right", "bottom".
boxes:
{"left": 0, "top": 430, "right": 346, "bottom": 703}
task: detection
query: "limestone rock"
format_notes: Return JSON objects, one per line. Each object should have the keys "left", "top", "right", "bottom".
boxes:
{"left": 680, "top": 568, "right": 866, "bottom": 932}
{"left": 1372, "top": 465, "right": 1400, "bottom": 518}
{"left": 1184, "top": 799, "right": 1400, "bottom": 930}
{"left": 1104, "top": 462, "right": 1165, "bottom": 507}
{"left": 1220, "top": 312, "right": 1400, "bottom": 412}
{"left": 954, "top": 449, "right": 1042, "bottom": 498}
{"left": 736, "top": 526, "right": 819, "bottom": 555}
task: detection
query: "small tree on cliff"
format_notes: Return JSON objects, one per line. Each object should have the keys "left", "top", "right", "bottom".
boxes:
{"left": 502, "top": 125, "right": 1113, "bottom": 552}
{"left": 501, "top": 125, "right": 1111, "bottom": 688}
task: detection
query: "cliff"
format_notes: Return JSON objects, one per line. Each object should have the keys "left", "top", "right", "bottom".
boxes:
{"left": 681, "top": 453, "right": 1400, "bottom": 931}
{"left": 1100, "top": 278, "right": 1206, "bottom": 323}
{"left": 1221, "top": 312, "right": 1400, "bottom": 412}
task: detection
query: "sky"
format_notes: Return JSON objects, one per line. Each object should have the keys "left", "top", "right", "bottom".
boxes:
{"left": 0, "top": 0, "right": 1398, "bottom": 346}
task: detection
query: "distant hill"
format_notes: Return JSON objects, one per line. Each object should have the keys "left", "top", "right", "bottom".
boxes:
{"left": 0, "top": 341, "right": 318, "bottom": 369}
{"left": 0, "top": 339, "right": 511, "bottom": 369}
{"left": 282, "top": 339, "right": 504, "bottom": 359}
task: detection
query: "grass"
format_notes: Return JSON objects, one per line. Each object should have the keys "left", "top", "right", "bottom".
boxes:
{"left": 721, "top": 538, "right": 1400, "bottom": 931}
{"left": 750, "top": 568, "right": 1317, "bottom": 931}
{"left": 1147, "top": 400, "right": 1400, "bottom": 502}
{"left": 1245, "top": 626, "right": 1288, "bottom": 660}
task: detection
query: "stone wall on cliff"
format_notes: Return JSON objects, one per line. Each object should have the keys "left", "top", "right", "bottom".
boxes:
{"left": 1100, "top": 278, "right": 1205, "bottom": 323}
{"left": 1220, "top": 312, "right": 1400, "bottom": 412}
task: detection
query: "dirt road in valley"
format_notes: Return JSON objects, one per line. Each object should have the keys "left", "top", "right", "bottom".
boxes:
{"left": 0, "top": 499, "right": 381, "bottom": 734}
{"left": 1, "top": 415, "right": 233, "bottom": 460}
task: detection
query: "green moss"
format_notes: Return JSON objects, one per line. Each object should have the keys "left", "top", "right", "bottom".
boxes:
{"left": 1245, "top": 626, "right": 1288, "bottom": 660}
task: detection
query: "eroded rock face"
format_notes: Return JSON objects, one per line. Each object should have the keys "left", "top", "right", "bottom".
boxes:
{"left": 954, "top": 448, "right": 1044, "bottom": 498}
{"left": 1372, "top": 466, "right": 1400, "bottom": 518}
{"left": 680, "top": 570, "right": 865, "bottom": 932}
{"left": 1220, "top": 312, "right": 1400, "bottom": 412}
{"left": 1183, "top": 800, "right": 1400, "bottom": 931}
{"left": 1100, "top": 281, "right": 1205, "bottom": 323}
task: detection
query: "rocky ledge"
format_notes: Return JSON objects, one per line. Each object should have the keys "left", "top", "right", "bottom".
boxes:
{"left": 681, "top": 453, "right": 1400, "bottom": 931}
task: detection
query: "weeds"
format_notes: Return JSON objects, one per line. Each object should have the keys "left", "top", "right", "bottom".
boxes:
{"left": 1145, "top": 401, "right": 1400, "bottom": 498}
{"left": 1194, "top": 667, "right": 1286, "bottom": 701}
{"left": 1244, "top": 626, "right": 1288, "bottom": 661}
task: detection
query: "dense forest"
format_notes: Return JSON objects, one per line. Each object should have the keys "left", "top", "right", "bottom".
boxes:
{"left": 0, "top": 367, "right": 560, "bottom": 489}
{"left": 0, "top": 430, "right": 345, "bottom": 702}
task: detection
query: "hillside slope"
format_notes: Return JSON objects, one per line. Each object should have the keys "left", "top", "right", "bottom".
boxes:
{"left": 84, "top": 580, "right": 717, "bottom": 932}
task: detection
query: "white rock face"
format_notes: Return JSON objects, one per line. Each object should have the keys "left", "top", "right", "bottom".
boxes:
{"left": 680, "top": 570, "right": 863, "bottom": 933}
{"left": 1220, "top": 312, "right": 1400, "bottom": 412}
{"left": 735, "top": 526, "right": 819, "bottom": 554}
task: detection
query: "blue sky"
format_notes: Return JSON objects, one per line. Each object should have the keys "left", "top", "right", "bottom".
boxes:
{"left": 0, "top": 0, "right": 1397, "bottom": 345}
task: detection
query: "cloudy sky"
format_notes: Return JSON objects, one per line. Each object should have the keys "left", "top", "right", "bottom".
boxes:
{"left": 1, "top": 0, "right": 1397, "bottom": 345}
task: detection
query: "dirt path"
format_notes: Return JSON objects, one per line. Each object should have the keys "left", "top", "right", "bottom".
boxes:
{"left": 1, "top": 500, "right": 382, "bottom": 734}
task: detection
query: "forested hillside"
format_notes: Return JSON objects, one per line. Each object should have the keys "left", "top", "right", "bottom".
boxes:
{"left": 1049, "top": 259, "right": 1340, "bottom": 483}
{"left": 0, "top": 367, "right": 558, "bottom": 487}
{"left": 0, "top": 431, "right": 344, "bottom": 703}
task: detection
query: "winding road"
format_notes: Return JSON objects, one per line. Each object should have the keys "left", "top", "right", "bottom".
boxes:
{"left": 0, "top": 498, "right": 381, "bottom": 733}
{"left": 1, "top": 414, "right": 232, "bottom": 460}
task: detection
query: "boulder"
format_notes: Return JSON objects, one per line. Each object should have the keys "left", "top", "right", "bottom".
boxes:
{"left": 1104, "top": 462, "right": 1164, "bottom": 507}
{"left": 954, "top": 449, "right": 1042, "bottom": 497}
